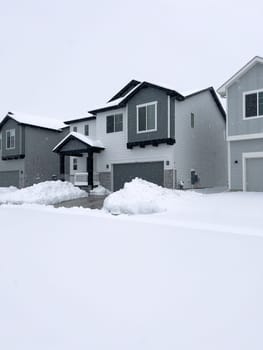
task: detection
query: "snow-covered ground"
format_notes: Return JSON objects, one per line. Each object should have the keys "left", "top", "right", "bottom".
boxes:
{"left": 1, "top": 180, "right": 263, "bottom": 349}
{"left": 0, "top": 181, "right": 87, "bottom": 205}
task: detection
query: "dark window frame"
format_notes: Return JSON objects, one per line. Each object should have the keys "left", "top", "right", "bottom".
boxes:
{"left": 84, "top": 124, "right": 89, "bottom": 136}
{"left": 191, "top": 113, "right": 195, "bottom": 128}
{"left": 106, "top": 113, "right": 123, "bottom": 133}
{"left": 73, "top": 158, "right": 78, "bottom": 171}
{"left": 6, "top": 129, "right": 15, "bottom": 150}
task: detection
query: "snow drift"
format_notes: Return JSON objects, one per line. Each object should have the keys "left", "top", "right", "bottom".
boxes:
{"left": 103, "top": 178, "right": 200, "bottom": 215}
{"left": 0, "top": 181, "right": 87, "bottom": 205}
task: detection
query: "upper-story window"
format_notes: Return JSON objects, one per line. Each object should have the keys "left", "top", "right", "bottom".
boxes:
{"left": 244, "top": 90, "right": 263, "bottom": 118}
{"left": 137, "top": 101, "right": 157, "bottom": 133}
{"left": 84, "top": 124, "right": 89, "bottom": 136}
{"left": 73, "top": 126, "right": 78, "bottom": 132}
{"left": 0, "top": 136, "right": 2, "bottom": 151}
{"left": 106, "top": 114, "right": 123, "bottom": 133}
{"left": 6, "top": 129, "right": 15, "bottom": 149}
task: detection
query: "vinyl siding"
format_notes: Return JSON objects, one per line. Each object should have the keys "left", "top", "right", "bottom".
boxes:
{"left": 227, "top": 62, "right": 263, "bottom": 137}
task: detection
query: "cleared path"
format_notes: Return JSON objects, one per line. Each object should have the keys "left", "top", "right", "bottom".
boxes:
{"left": 54, "top": 195, "right": 107, "bottom": 209}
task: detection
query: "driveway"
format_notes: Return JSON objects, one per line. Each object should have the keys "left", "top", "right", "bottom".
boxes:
{"left": 54, "top": 195, "right": 107, "bottom": 209}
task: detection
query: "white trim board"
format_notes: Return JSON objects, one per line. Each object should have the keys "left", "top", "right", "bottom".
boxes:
{"left": 242, "top": 151, "right": 263, "bottom": 191}
{"left": 227, "top": 133, "right": 263, "bottom": 141}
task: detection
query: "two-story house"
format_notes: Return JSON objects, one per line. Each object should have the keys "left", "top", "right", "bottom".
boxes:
{"left": 54, "top": 80, "right": 227, "bottom": 191}
{"left": 217, "top": 56, "right": 263, "bottom": 191}
{"left": 0, "top": 111, "right": 69, "bottom": 188}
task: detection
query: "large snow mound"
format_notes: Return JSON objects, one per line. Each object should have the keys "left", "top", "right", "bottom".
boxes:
{"left": 0, "top": 181, "right": 87, "bottom": 205}
{"left": 103, "top": 178, "right": 200, "bottom": 215}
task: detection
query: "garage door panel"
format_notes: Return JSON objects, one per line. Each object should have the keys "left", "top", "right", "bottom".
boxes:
{"left": 113, "top": 161, "right": 164, "bottom": 191}
{"left": 0, "top": 171, "right": 19, "bottom": 187}
{"left": 246, "top": 158, "right": 263, "bottom": 192}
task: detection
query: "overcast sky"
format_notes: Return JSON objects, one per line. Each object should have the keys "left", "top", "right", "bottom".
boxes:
{"left": 0, "top": 0, "right": 262, "bottom": 120}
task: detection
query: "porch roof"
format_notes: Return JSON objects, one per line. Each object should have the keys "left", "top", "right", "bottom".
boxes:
{"left": 53, "top": 131, "right": 105, "bottom": 155}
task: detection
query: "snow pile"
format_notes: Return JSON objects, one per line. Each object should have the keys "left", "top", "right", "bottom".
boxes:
{"left": 0, "top": 186, "right": 17, "bottom": 194}
{"left": 0, "top": 181, "right": 87, "bottom": 205}
{"left": 90, "top": 185, "right": 111, "bottom": 196}
{"left": 103, "top": 178, "right": 196, "bottom": 215}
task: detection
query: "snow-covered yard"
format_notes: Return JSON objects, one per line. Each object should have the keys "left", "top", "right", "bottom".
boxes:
{"left": 1, "top": 180, "right": 263, "bottom": 349}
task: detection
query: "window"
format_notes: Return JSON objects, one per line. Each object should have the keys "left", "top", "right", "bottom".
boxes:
{"left": 191, "top": 113, "right": 195, "bottom": 128}
{"left": 73, "top": 158, "right": 78, "bottom": 170}
{"left": 244, "top": 90, "right": 263, "bottom": 118}
{"left": 106, "top": 114, "right": 123, "bottom": 133}
{"left": 84, "top": 124, "right": 89, "bottom": 136}
{"left": 6, "top": 129, "right": 15, "bottom": 149}
{"left": 0, "top": 137, "right": 2, "bottom": 151}
{"left": 73, "top": 126, "right": 78, "bottom": 132}
{"left": 137, "top": 102, "right": 157, "bottom": 133}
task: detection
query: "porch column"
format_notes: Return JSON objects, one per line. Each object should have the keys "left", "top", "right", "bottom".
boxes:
{"left": 87, "top": 151, "right": 94, "bottom": 189}
{"left": 60, "top": 154, "right": 65, "bottom": 181}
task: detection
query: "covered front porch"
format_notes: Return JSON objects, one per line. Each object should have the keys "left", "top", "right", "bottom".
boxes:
{"left": 53, "top": 132, "right": 104, "bottom": 189}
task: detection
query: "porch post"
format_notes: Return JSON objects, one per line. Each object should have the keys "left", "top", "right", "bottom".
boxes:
{"left": 60, "top": 154, "right": 65, "bottom": 181}
{"left": 87, "top": 151, "right": 94, "bottom": 189}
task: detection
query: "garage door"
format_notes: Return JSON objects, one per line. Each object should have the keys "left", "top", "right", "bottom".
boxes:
{"left": 113, "top": 161, "right": 164, "bottom": 191}
{"left": 0, "top": 170, "right": 20, "bottom": 187}
{"left": 246, "top": 157, "right": 263, "bottom": 191}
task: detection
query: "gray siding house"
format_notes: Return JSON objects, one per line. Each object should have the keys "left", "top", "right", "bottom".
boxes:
{"left": 0, "top": 111, "right": 68, "bottom": 188}
{"left": 218, "top": 56, "right": 263, "bottom": 191}
{"left": 54, "top": 80, "right": 227, "bottom": 191}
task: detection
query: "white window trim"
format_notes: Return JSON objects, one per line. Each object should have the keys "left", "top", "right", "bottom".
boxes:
{"left": 6, "top": 129, "right": 15, "bottom": 150}
{"left": 136, "top": 101, "right": 157, "bottom": 134}
{"left": 243, "top": 89, "right": 263, "bottom": 120}
{"left": 242, "top": 151, "right": 263, "bottom": 191}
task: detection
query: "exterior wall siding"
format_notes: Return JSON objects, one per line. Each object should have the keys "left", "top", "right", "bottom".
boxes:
{"left": 174, "top": 91, "right": 227, "bottom": 188}
{"left": 229, "top": 138, "right": 263, "bottom": 190}
{"left": 127, "top": 86, "right": 172, "bottom": 143}
{"left": 95, "top": 107, "right": 175, "bottom": 183}
{"left": 98, "top": 172, "right": 111, "bottom": 191}
{"left": 24, "top": 126, "right": 68, "bottom": 187}
{"left": 1, "top": 119, "right": 25, "bottom": 158}
{"left": 227, "top": 62, "right": 263, "bottom": 137}
{"left": 164, "top": 169, "right": 174, "bottom": 189}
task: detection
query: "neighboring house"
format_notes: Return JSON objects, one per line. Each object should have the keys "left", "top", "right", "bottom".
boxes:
{"left": 54, "top": 80, "right": 227, "bottom": 191}
{"left": 217, "top": 56, "right": 263, "bottom": 191}
{"left": 0, "top": 111, "right": 69, "bottom": 188}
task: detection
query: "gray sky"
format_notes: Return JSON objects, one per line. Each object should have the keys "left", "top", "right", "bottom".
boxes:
{"left": 0, "top": 0, "right": 262, "bottom": 120}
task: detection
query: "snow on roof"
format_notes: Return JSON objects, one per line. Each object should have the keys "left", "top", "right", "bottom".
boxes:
{"left": 89, "top": 83, "right": 143, "bottom": 112}
{"left": 182, "top": 88, "right": 208, "bottom": 97}
{"left": 64, "top": 114, "right": 96, "bottom": 124}
{"left": 53, "top": 131, "right": 104, "bottom": 152}
{"left": 4, "top": 111, "right": 66, "bottom": 131}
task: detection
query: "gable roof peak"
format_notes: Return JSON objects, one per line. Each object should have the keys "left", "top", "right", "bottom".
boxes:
{"left": 217, "top": 56, "right": 263, "bottom": 97}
